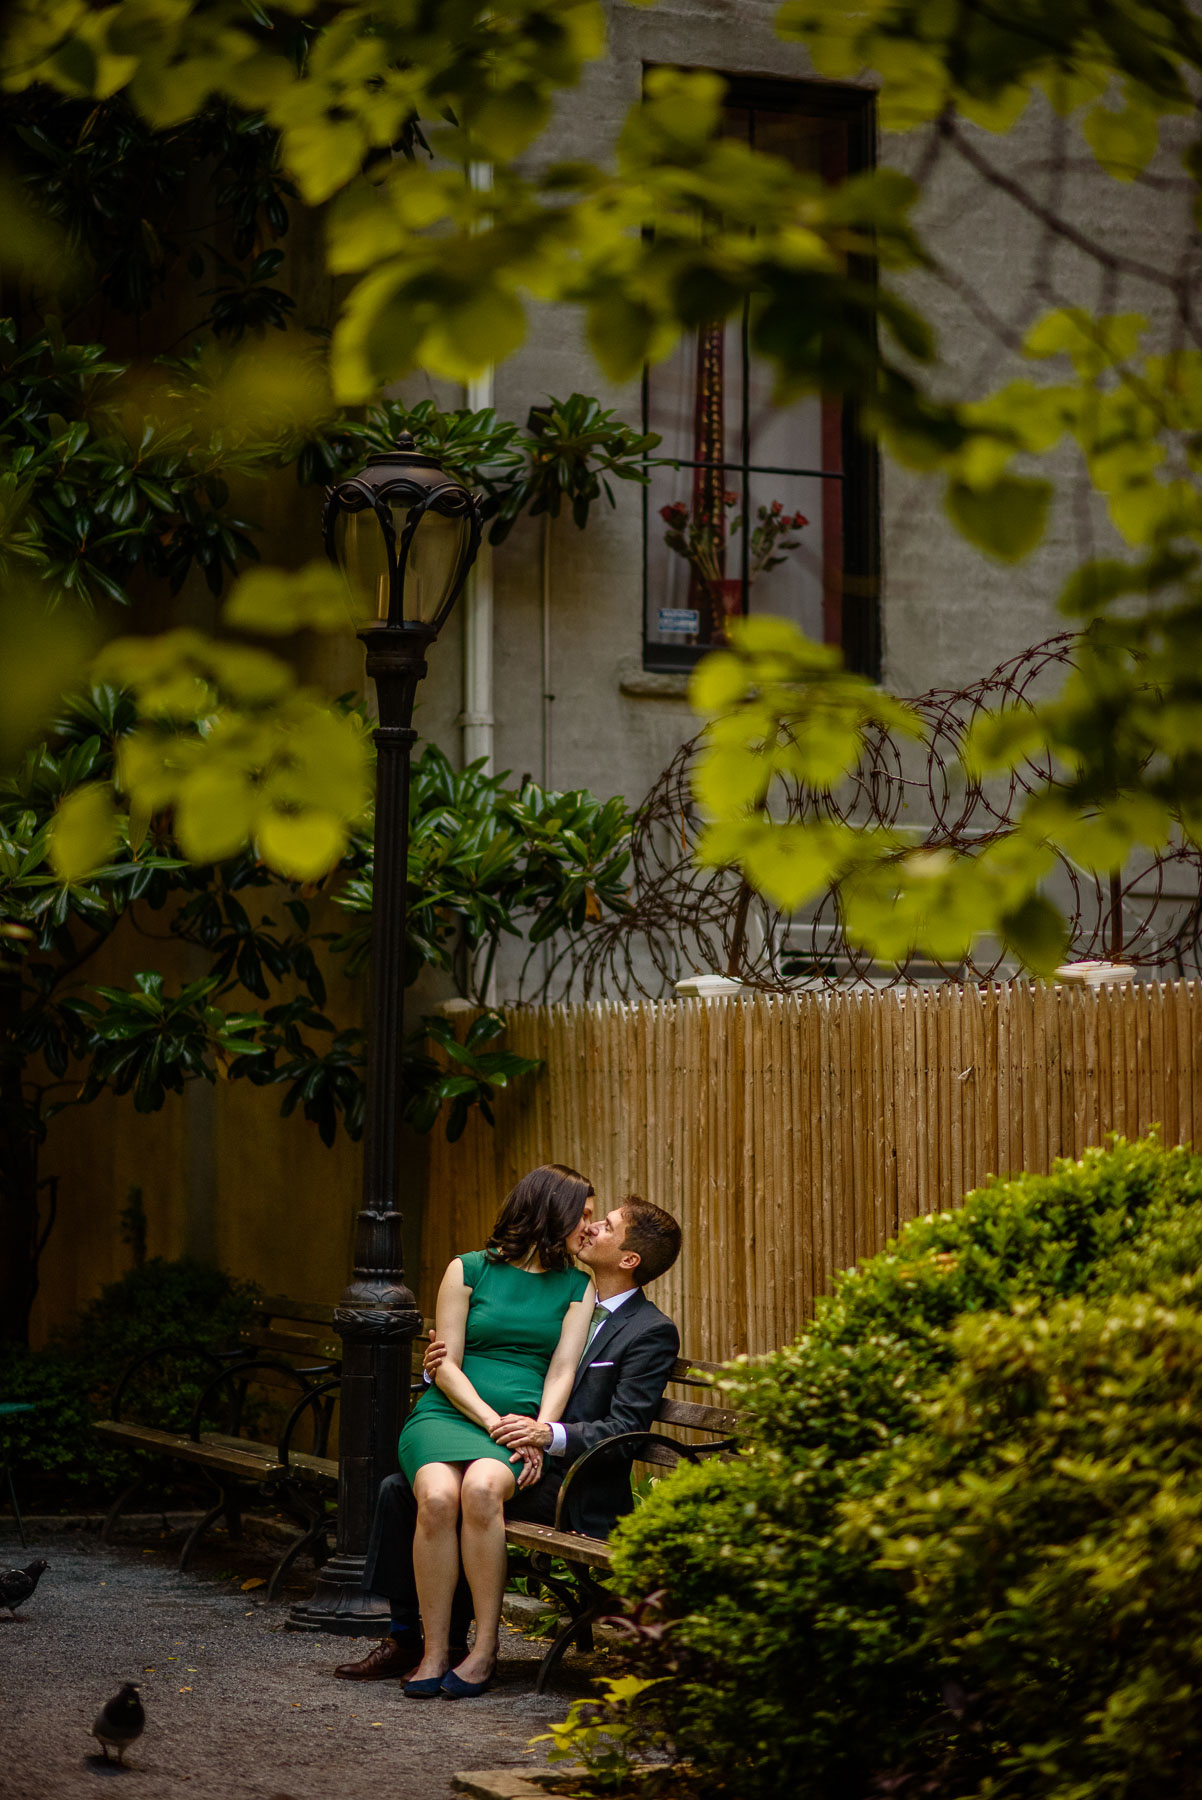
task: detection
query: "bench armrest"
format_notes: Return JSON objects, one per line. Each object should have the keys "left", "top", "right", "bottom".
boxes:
{"left": 278, "top": 1374, "right": 341, "bottom": 1470}
{"left": 188, "top": 1356, "right": 332, "bottom": 1444}
{"left": 111, "top": 1343, "right": 232, "bottom": 1423}
{"left": 553, "top": 1430, "right": 702, "bottom": 1532}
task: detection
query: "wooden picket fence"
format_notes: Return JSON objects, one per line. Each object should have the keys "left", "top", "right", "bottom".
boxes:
{"left": 421, "top": 980, "right": 1202, "bottom": 1361}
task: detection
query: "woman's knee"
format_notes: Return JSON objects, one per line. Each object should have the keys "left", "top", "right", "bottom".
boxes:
{"left": 414, "top": 1470, "right": 461, "bottom": 1529}
{"left": 460, "top": 1461, "right": 514, "bottom": 1524}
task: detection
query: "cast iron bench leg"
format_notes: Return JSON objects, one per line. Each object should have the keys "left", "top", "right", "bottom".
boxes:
{"left": 178, "top": 1481, "right": 229, "bottom": 1571}
{"left": 102, "top": 1471, "right": 150, "bottom": 1545}
{"left": 265, "top": 1515, "right": 329, "bottom": 1602}
{"left": 534, "top": 1591, "right": 609, "bottom": 1695}
{"left": 4, "top": 1462, "right": 26, "bottom": 1549}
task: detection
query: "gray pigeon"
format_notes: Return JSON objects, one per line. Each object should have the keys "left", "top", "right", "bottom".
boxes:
{"left": 92, "top": 1683, "right": 145, "bottom": 1766}
{"left": 0, "top": 1559, "right": 49, "bottom": 1619}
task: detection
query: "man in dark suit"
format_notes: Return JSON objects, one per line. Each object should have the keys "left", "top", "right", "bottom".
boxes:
{"left": 334, "top": 1196, "right": 682, "bottom": 1681}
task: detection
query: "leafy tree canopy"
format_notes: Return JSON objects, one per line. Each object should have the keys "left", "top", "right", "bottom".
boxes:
{"left": 4, "top": 1, "right": 1202, "bottom": 966}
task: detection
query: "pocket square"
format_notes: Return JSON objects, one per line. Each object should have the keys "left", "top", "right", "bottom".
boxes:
{"left": 589, "top": 1360, "right": 615, "bottom": 1368}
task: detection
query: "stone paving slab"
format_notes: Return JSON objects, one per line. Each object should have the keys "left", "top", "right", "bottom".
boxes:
{"left": 0, "top": 1525, "right": 597, "bottom": 1800}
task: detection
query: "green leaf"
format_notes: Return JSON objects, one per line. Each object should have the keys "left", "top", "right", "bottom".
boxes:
{"left": 945, "top": 476, "right": 1052, "bottom": 562}
{"left": 224, "top": 562, "right": 353, "bottom": 636}
{"left": 1001, "top": 894, "right": 1068, "bottom": 975}
{"left": 256, "top": 810, "right": 348, "bottom": 880}
{"left": 424, "top": 289, "right": 526, "bottom": 382}
{"left": 49, "top": 784, "right": 119, "bottom": 882}
{"left": 1082, "top": 95, "right": 1159, "bottom": 180}
{"left": 963, "top": 706, "right": 1047, "bottom": 776}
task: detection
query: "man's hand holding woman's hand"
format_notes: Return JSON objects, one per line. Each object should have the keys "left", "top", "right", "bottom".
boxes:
{"left": 491, "top": 1415, "right": 550, "bottom": 1486}
{"left": 491, "top": 1415, "right": 553, "bottom": 1451}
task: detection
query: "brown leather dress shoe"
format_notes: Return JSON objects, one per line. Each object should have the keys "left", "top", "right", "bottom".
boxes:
{"left": 334, "top": 1636, "right": 420, "bottom": 1681}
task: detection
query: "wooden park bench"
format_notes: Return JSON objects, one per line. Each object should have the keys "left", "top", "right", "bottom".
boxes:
{"left": 505, "top": 1354, "right": 747, "bottom": 1692}
{"left": 95, "top": 1311, "right": 745, "bottom": 1672}
{"left": 94, "top": 1295, "right": 344, "bottom": 1601}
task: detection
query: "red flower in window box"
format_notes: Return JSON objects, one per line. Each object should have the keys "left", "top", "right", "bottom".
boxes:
{"left": 660, "top": 491, "right": 809, "bottom": 642}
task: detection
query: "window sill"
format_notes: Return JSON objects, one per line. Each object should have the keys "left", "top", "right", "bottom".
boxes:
{"left": 618, "top": 657, "right": 692, "bottom": 700}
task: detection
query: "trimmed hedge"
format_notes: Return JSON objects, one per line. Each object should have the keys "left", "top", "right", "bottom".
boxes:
{"left": 846, "top": 1292, "right": 1202, "bottom": 1799}
{"left": 609, "top": 1137, "right": 1202, "bottom": 1799}
{"left": 0, "top": 1259, "right": 259, "bottom": 1506}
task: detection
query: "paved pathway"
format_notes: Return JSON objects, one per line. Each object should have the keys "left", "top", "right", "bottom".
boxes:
{"left": 0, "top": 1523, "right": 596, "bottom": 1800}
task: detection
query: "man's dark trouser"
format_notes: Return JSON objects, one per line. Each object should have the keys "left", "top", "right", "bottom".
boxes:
{"left": 362, "top": 1464, "right": 563, "bottom": 1639}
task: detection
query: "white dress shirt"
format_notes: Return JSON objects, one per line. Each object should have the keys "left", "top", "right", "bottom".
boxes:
{"left": 547, "top": 1286, "right": 637, "bottom": 1455}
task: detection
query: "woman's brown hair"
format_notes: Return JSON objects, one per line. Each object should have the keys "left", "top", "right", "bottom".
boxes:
{"left": 485, "top": 1164, "right": 594, "bottom": 1271}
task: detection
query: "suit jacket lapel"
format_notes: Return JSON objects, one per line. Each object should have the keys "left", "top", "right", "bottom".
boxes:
{"left": 572, "top": 1289, "right": 649, "bottom": 1386}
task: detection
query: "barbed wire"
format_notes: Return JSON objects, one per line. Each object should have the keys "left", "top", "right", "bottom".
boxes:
{"left": 517, "top": 633, "right": 1202, "bottom": 1003}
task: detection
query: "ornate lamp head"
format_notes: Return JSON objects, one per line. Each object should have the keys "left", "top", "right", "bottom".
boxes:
{"left": 323, "top": 431, "right": 483, "bottom": 637}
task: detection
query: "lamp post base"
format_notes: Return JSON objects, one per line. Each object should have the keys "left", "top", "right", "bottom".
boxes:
{"left": 286, "top": 1553, "right": 391, "bottom": 1635}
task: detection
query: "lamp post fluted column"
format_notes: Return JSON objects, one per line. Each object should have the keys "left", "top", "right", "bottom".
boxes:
{"left": 288, "top": 430, "right": 481, "bottom": 1634}
{"left": 288, "top": 631, "right": 433, "bottom": 1632}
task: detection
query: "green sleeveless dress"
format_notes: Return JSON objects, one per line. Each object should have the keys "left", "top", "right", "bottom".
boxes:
{"left": 398, "top": 1251, "right": 591, "bottom": 1483}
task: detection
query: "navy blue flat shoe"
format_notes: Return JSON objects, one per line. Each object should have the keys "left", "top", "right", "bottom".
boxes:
{"left": 402, "top": 1674, "right": 448, "bottom": 1698}
{"left": 440, "top": 1667, "right": 494, "bottom": 1699}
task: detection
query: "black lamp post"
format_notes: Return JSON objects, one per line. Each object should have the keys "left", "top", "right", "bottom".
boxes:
{"left": 289, "top": 433, "right": 482, "bottom": 1633}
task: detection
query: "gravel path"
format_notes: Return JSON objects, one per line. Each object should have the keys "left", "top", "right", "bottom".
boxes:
{"left": 0, "top": 1523, "right": 598, "bottom": 1800}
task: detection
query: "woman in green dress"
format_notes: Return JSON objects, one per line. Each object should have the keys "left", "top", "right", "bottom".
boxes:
{"left": 399, "top": 1163, "right": 596, "bottom": 1698}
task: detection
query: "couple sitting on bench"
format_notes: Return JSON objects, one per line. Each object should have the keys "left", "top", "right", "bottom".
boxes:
{"left": 335, "top": 1163, "right": 683, "bottom": 1698}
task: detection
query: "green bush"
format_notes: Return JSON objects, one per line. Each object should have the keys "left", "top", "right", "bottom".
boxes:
{"left": 0, "top": 1258, "right": 259, "bottom": 1507}
{"left": 608, "top": 1137, "right": 1202, "bottom": 1799}
{"left": 846, "top": 1293, "right": 1202, "bottom": 1799}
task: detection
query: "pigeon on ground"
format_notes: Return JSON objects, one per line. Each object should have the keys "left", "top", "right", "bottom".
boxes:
{"left": 92, "top": 1683, "right": 145, "bottom": 1766}
{"left": 0, "top": 1559, "right": 49, "bottom": 1619}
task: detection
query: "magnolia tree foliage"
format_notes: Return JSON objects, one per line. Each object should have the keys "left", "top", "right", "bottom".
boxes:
{"left": 0, "top": 311, "right": 654, "bottom": 879}
{"left": 0, "top": 682, "right": 632, "bottom": 1341}
{"left": 3, "top": 1, "right": 1202, "bottom": 965}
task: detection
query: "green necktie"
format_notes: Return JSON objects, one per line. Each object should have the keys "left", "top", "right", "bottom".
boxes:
{"left": 578, "top": 1302, "right": 608, "bottom": 1366}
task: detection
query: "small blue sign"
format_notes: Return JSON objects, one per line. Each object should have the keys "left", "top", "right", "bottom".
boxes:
{"left": 658, "top": 608, "right": 700, "bottom": 635}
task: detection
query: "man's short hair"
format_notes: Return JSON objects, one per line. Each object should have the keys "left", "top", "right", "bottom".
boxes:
{"left": 619, "top": 1197, "right": 682, "bottom": 1286}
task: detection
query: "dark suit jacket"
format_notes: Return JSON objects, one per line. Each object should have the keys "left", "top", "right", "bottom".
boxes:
{"left": 551, "top": 1287, "right": 679, "bottom": 1540}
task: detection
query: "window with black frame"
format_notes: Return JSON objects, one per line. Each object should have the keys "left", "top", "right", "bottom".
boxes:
{"left": 642, "top": 78, "right": 880, "bottom": 679}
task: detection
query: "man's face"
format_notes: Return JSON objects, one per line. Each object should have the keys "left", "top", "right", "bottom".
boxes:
{"left": 578, "top": 1206, "right": 635, "bottom": 1276}
{"left": 565, "top": 1198, "right": 594, "bottom": 1258}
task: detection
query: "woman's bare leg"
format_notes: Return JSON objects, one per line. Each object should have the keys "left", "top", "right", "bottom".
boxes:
{"left": 409, "top": 1463, "right": 465, "bottom": 1682}
{"left": 456, "top": 1458, "right": 516, "bottom": 1683}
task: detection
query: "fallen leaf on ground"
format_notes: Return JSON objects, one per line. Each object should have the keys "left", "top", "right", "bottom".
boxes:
{"left": 241, "top": 1578, "right": 266, "bottom": 1591}
{"left": 179, "top": 1687, "right": 192, "bottom": 1693}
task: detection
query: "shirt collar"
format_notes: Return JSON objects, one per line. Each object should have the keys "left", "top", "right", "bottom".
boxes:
{"left": 600, "top": 1286, "right": 637, "bottom": 1314}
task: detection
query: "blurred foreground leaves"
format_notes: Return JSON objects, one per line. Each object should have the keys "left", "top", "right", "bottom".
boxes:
{"left": 4, "top": 1, "right": 1202, "bottom": 965}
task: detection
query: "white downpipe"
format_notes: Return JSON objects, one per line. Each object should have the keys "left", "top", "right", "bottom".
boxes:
{"left": 461, "top": 498, "right": 494, "bottom": 774}
{"left": 462, "top": 160, "right": 494, "bottom": 778}
{"left": 541, "top": 510, "right": 553, "bottom": 793}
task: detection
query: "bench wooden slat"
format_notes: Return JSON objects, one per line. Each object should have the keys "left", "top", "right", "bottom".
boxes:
{"left": 95, "top": 1420, "right": 281, "bottom": 1482}
{"left": 633, "top": 1441, "right": 686, "bottom": 1469}
{"left": 667, "top": 1357, "right": 724, "bottom": 1384}
{"left": 236, "top": 1327, "right": 341, "bottom": 1363}
{"left": 253, "top": 1296, "right": 335, "bottom": 1327}
{"left": 505, "top": 1521, "right": 612, "bottom": 1572}
{"left": 281, "top": 1448, "right": 338, "bottom": 1486}
{"left": 204, "top": 1432, "right": 337, "bottom": 1488}
{"left": 656, "top": 1397, "right": 742, "bottom": 1434}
